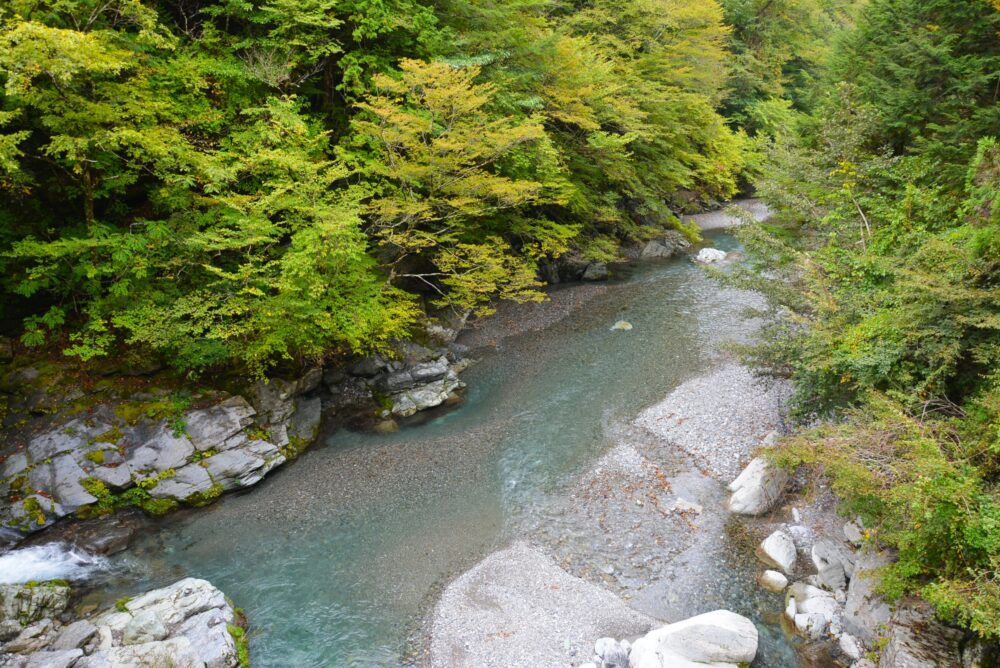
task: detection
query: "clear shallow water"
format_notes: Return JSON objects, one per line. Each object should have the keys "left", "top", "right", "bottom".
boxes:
{"left": 108, "top": 231, "right": 799, "bottom": 667}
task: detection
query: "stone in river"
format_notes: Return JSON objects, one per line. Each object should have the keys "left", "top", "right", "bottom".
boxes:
{"left": 757, "top": 529, "right": 796, "bottom": 574}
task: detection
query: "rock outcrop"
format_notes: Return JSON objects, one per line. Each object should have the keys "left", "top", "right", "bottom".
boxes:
{"left": 1, "top": 370, "right": 323, "bottom": 539}
{"left": 842, "top": 548, "right": 892, "bottom": 644}
{"left": 639, "top": 232, "right": 691, "bottom": 260}
{"left": 327, "top": 344, "right": 468, "bottom": 421}
{"left": 880, "top": 600, "right": 962, "bottom": 667}
{"left": 0, "top": 583, "right": 70, "bottom": 640}
{"left": 0, "top": 578, "right": 245, "bottom": 668}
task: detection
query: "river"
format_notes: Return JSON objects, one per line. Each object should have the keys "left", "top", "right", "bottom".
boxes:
{"left": 99, "top": 226, "right": 800, "bottom": 667}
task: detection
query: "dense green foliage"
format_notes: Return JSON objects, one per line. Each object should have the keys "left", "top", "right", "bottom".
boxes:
{"left": 735, "top": 0, "right": 1000, "bottom": 638}
{"left": 718, "top": 0, "right": 860, "bottom": 132}
{"left": 0, "top": 0, "right": 749, "bottom": 374}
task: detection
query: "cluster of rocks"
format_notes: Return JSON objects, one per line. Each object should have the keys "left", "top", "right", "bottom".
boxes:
{"left": 0, "top": 370, "right": 322, "bottom": 539}
{"left": 0, "top": 578, "right": 244, "bottom": 667}
{"left": 724, "top": 453, "right": 972, "bottom": 667}
{"left": 581, "top": 610, "right": 759, "bottom": 668}
{"left": 538, "top": 230, "right": 692, "bottom": 285}
{"left": 761, "top": 520, "right": 968, "bottom": 667}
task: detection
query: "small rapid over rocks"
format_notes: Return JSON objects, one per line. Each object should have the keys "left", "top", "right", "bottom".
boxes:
{"left": 0, "top": 544, "right": 110, "bottom": 585}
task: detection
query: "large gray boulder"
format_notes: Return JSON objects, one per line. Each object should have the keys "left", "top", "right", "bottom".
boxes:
{"left": 26, "top": 456, "right": 96, "bottom": 514}
{"left": 582, "top": 262, "right": 610, "bottom": 281}
{"left": 201, "top": 441, "right": 285, "bottom": 491}
{"left": 640, "top": 240, "right": 675, "bottom": 259}
{"left": 811, "top": 538, "right": 855, "bottom": 591}
{"left": 147, "top": 464, "right": 214, "bottom": 500}
{"left": 125, "top": 424, "right": 194, "bottom": 476}
{"left": 640, "top": 232, "right": 690, "bottom": 260}
{"left": 48, "top": 620, "right": 97, "bottom": 651}
{"left": 287, "top": 396, "right": 321, "bottom": 444}
{"left": 248, "top": 368, "right": 322, "bottom": 426}
{"left": 429, "top": 542, "right": 654, "bottom": 668}
{"left": 26, "top": 420, "right": 111, "bottom": 463}
{"left": 628, "top": 610, "right": 759, "bottom": 668}
{"left": 77, "top": 578, "right": 240, "bottom": 668}
{"left": 727, "top": 456, "right": 788, "bottom": 515}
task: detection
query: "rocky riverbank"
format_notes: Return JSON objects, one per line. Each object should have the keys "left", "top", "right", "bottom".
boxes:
{"left": 422, "top": 352, "right": 980, "bottom": 667}
{"left": 423, "top": 354, "right": 790, "bottom": 667}
{"left": 0, "top": 336, "right": 474, "bottom": 548}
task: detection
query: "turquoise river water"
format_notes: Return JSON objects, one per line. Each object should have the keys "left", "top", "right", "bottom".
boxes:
{"left": 104, "top": 230, "right": 801, "bottom": 667}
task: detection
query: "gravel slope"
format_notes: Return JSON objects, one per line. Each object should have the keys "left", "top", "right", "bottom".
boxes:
{"left": 634, "top": 362, "right": 792, "bottom": 481}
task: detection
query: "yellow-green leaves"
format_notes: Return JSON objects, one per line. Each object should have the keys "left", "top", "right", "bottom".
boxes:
{"left": 0, "top": 20, "right": 128, "bottom": 95}
{"left": 354, "top": 59, "right": 556, "bottom": 312}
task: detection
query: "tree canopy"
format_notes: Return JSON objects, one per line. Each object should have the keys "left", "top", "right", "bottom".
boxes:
{"left": 0, "top": 0, "right": 747, "bottom": 373}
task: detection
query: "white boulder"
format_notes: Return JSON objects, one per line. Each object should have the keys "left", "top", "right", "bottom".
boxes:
{"left": 786, "top": 582, "right": 837, "bottom": 628}
{"left": 759, "top": 570, "right": 788, "bottom": 592}
{"left": 628, "top": 610, "right": 758, "bottom": 668}
{"left": 727, "top": 457, "right": 789, "bottom": 515}
{"left": 695, "top": 248, "right": 728, "bottom": 263}
{"left": 757, "top": 530, "right": 797, "bottom": 574}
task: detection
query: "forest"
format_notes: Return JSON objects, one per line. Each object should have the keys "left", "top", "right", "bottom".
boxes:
{"left": 1, "top": 0, "right": 999, "bottom": 655}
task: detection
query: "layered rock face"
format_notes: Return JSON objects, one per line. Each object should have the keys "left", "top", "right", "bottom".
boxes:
{"left": 0, "top": 373, "right": 322, "bottom": 538}
{"left": 330, "top": 346, "right": 468, "bottom": 420}
{"left": 0, "top": 578, "right": 244, "bottom": 668}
